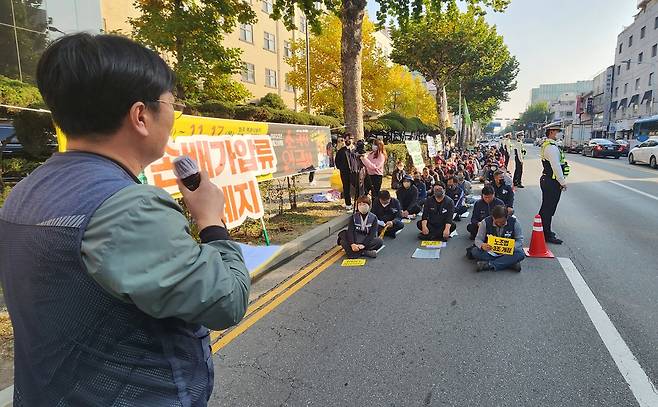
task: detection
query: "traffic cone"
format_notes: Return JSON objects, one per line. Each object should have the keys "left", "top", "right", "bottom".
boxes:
{"left": 524, "top": 215, "right": 555, "bottom": 258}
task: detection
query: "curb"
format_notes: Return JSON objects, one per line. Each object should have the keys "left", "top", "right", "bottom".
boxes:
{"left": 250, "top": 213, "right": 350, "bottom": 282}
{"left": 0, "top": 385, "right": 11, "bottom": 407}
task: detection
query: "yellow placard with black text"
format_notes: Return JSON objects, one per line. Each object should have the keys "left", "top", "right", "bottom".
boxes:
{"left": 487, "top": 235, "right": 515, "bottom": 256}
{"left": 341, "top": 258, "right": 367, "bottom": 267}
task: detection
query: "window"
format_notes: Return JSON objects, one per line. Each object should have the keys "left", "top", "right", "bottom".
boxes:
{"left": 636, "top": 78, "right": 641, "bottom": 90}
{"left": 641, "top": 26, "right": 646, "bottom": 39}
{"left": 565, "top": 111, "right": 573, "bottom": 118}
{"left": 262, "top": 0, "right": 273, "bottom": 13}
{"left": 300, "top": 15, "right": 307, "bottom": 33}
{"left": 265, "top": 68, "right": 277, "bottom": 88}
{"left": 285, "top": 74, "right": 294, "bottom": 92}
{"left": 653, "top": 44, "right": 657, "bottom": 57}
{"left": 625, "top": 83, "right": 628, "bottom": 94}
{"left": 283, "top": 41, "right": 292, "bottom": 58}
{"left": 615, "top": 87, "right": 619, "bottom": 97}
{"left": 618, "top": 65, "right": 621, "bottom": 75}
{"left": 619, "top": 43, "right": 623, "bottom": 54}
{"left": 239, "top": 24, "right": 253, "bottom": 43}
{"left": 264, "top": 32, "right": 276, "bottom": 52}
{"left": 650, "top": 73, "right": 654, "bottom": 86}
{"left": 241, "top": 63, "right": 255, "bottom": 83}
{"left": 639, "top": 52, "right": 644, "bottom": 63}
{"left": 629, "top": 35, "right": 633, "bottom": 47}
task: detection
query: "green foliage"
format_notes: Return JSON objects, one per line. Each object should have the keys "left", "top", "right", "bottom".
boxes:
{"left": 0, "top": 76, "right": 43, "bottom": 108}
{"left": 516, "top": 102, "right": 554, "bottom": 130}
{"left": 13, "top": 110, "right": 55, "bottom": 158}
{"left": 258, "top": 93, "right": 287, "bottom": 110}
{"left": 2, "top": 158, "right": 42, "bottom": 174}
{"left": 0, "top": 186, "right": 10, "bottom": 208}
{"left": 199, "top": 75, "right": 252, "bottom": 104}
{"left": 195, "top": 100, "right": 237, "bottom": 119}
{"left": 131, "top": 0, "right": 256, "bottom": 100}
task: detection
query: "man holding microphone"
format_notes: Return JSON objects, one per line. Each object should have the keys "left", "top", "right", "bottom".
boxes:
{"left": 0, "top": 34, "right": 249, "bottom": 406}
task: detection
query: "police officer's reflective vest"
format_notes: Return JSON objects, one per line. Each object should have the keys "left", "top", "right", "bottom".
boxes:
{"left": 540, "top": 139, "right": 571, "bottom": 179}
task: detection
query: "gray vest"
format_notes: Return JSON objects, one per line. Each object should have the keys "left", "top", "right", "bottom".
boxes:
{"left": 0, "top": 152, "right": 212, "bottom": 406}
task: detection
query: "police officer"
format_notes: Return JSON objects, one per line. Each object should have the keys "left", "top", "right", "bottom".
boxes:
{"left": 540, "top": 122, "right": 570, "bottom": 245}
{"left": 513, "top": 132, "right": 525, "bottom": 188}
{"left": 417, "top": 184, "right": 456, "bottom": 241}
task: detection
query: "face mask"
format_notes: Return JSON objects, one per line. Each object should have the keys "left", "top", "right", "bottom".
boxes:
{"left": 372, "top": 145, "right": 378, "bottom": 152}
{"left": 397, "top": 166, "right": 404, "bottom": 171}
{"left": 358, "top": 204, "right": 370, "bottom": 215}
{"left": 490, "top": 167, "right": 496, "bottom": 171}
{"left": 434, "top": 191, "right": 445, "bottom": 200}
{"left": 403, "top": 182, "right": 411, "bottom": 188}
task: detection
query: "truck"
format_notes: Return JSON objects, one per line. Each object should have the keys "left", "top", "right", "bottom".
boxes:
{"left": 562, "top": 123, "right": 591, "bottom": 153}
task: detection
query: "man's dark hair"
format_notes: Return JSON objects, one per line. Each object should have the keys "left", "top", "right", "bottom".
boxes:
{"left": 482, "top": 185, "right": 494, "bottom": 196}
{"left": 492, "top": 205, "right": 507, "bottom": 219}
{"left": 493, "top": 170, "right": 504, "bottom": 177}
{"left": 37, "top": 33, "right": 176, "bottom": 139}
{"left": 379, "top": 190, "right": 391, "bottom": 200}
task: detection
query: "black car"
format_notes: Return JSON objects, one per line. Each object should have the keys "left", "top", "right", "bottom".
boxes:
{"left": 582, "top": 138, "right": 622, "bottom": 159}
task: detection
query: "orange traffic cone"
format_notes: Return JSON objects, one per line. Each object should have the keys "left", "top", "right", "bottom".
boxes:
{"left": 524, "top": 215, "right": 555, "bottom": 258}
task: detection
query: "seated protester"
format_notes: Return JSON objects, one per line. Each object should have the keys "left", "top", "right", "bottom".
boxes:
{"left": 391, "top": 160, "right": 406, "bottom": 190}
{"left": 485, "top": 162, "right": 498, "bottom": 183}
{"left": 413, "top": 172, "right": 428, "bottom": 200}
{"left": 371, "top": 190, "right": 404, "bottom": 238}
{"left": 417, "top": 184, "right": 456, "bottom": 241}
{"left": 421, "top": 167, "right": 435, "bottom": 191}
{"left": 492, "top": 170, "right": 514, "bottom": 215}
{"left": 446, "top": 176, "right": 468, "bottom": 222}
{"left": 471, "top": 205, "right": 525, "bottom": 272}
{"left": 467, "top": 186, "right": 504, "bottom": 240}
{"left": 456, "top": 173, "right": 472, "bottom": 197}
{"left": 396, "top": 175, "right": 422, "bottom": 217}
{"left": 337, "top": 196, "right": 384, "bottom": 259}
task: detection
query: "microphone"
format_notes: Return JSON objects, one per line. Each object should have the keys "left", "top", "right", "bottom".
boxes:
{"left": 173, "top": 155, "right": 201, "bottom": 191}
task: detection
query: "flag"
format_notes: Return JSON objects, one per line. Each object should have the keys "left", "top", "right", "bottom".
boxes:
{"left": 463, "top": 98, "right": 472, "bottom": 127}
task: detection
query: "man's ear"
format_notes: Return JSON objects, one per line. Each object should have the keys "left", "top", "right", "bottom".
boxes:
{"left": 128, "top": 101, "right": 148, "bottom": 137}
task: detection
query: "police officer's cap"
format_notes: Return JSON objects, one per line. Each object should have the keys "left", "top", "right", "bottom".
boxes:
{"left": 542, "top": 121, "right": 562, "bottom": 131}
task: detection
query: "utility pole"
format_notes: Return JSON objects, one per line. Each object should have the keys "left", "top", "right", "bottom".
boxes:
{"left": 458, "top": 83, "right": 462, "bottom": 148}
{"left": 304, "top": 15, "right": 311, "bottom": 114}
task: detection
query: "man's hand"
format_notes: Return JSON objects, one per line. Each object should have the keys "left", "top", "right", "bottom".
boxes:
{"left": 443, "top": 228, "right": 451, "bottom": 240}
{"left": 561, "top": 184, "right": 568, "bottom": 191}
{"left": 507, "top": 207, "right": 514, "bottom": 216}
{"left": 358, "top": 244, "right": 365, "bottom": 250}
{"left": 177, "top": 170, "right": 226, "bottom": 230}
{"left": 350, "top": 243, "right": 361, "bottom": 252}
{"left": 421, "top": 225, "right": 430, "bottom": 235}
{"left": 482, "top": 243, "right": 492, "bottom": 251}
{"left": 385, "top": 221, "right": 393, "bottom": 228}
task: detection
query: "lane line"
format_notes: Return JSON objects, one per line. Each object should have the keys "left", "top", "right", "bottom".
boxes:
{"left": 209, "top": 246, "right": 342, "bottom": 343}
{"left": 212, "top": 249, "right": 344, "bottom": 353}
{"left": 558, "top": 258, "right": 658, "bottom": 407}
{"left": 609, "top": 180, "right": 658, "bottom": 202}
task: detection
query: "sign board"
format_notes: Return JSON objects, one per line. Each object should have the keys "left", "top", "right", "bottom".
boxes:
{"left": 420, "top": 241, "right": 446, "bottom": 249}
{"left": 56, "top": 114, "right": 332, "bottom": 230}
{"left": 427, "top": 136, "right": 437, "bottom": 158}
{"left": 404, "top": 140, "right": 425, "bottom": 171}
{"left": 487, "top": 235, "right": 515, "bottom": 256}
{"left": 341, "top": 258, "right": 367, "bottom": 267}
{"left": 435, "top": 135, "right": 443, "bottom": 153}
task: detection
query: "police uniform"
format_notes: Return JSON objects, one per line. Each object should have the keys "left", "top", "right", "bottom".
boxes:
{"left": 513, "top": 135, "right": 525, "bottom": 187}
{"left": 539, "top": 124, "right": 570, "bottom": 242}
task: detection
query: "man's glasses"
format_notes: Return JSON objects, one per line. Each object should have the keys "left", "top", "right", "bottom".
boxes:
{"left": 155, "top": 99, "right": 186, "bottom": 120}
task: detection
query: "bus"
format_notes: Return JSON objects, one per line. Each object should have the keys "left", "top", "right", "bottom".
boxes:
{"left": 632, "top": 115, "right": 658, "bottom": 146}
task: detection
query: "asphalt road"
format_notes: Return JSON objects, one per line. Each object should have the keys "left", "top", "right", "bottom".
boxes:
{"left": 210, "top": 146, "right": 658, "bottom": 407}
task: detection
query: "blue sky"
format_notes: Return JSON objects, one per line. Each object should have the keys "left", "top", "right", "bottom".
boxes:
{"left": 367, "top": 0, "right": 639, "bottom": 119}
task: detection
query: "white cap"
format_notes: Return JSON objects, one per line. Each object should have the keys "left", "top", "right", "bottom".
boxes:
{"left": 172, "top": 155, "right": 199, "bottom": 179}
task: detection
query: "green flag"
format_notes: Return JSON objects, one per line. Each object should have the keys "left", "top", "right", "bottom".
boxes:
{"left": 463, "top": 98, "right": 472, "bottom": 127}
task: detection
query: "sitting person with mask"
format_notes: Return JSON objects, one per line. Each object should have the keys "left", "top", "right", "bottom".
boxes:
{"left": 491, "top": 170, "right": 515, "bottom": 216}
{"left": 337, "top": 196, "right": 384, "bottom": 259}
{"left": 371, "top": 190, "right": 404, "bottom": 238}
{"left": 467, "top": 185, "right": 504, "bottom": 240}
{"left": 446, "top": 176, "right": 468, "bottom": 222}
{"left": 417, "top": 184, "right": 456, "bottom": 241}
{"left": 397, "top": 175, "right": 422, "bottom": 218}
{"left": 471, "top": 205, "right": 525, "bottom": 272}
{"left": 413, "top": 171, "right": 428, "bottom": 200}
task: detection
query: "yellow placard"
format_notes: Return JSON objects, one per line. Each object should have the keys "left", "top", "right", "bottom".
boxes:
{"left": 341, "top": 258, "right": 367, "bottom": 267}
{"left": 487, "top": 235, "right": 515, "bottom": 256}
{"left": 420, "top": 240, "right": 444, "bottom": 248}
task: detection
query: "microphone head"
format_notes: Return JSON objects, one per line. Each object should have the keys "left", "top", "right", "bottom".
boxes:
{"left": 172, "top": 155, "right": 199, "bottom": 179}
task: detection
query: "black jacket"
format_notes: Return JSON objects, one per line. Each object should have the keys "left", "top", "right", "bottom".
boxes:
{"left": 422, "top": 196, "right": 455, "bottom": 227}
{"left": 492, "top": 181, "right": 514, "bottom": 208}
{"left": 345, "top": 212, "right": 379, "bottom": 246}
{"left": 335, "top": 147, "right": 350, "bottom": 172}
{"left": 396, "top": 185, "right": 419, "bottom": 211}
{"left": 371, "top": 198, "right": 402, "bottom": 223}
{"left": 470, "top": 197, "right": 505, "bottom": 225}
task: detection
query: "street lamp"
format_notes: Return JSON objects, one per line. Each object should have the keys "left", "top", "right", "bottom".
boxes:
{"left": 47, "top": 26, "right": 67, "bottom": 35}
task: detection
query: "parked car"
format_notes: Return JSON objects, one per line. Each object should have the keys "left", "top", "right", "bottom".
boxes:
{"left": 615, "top": 139, "right": 630, "bottom": 157}
{"left": 628, "top": 138, "right": 658, "bottom": 169}
{"left": 523, "top": 138, "right": 534, "bottom": 144}
{"left": 581, "top": 138, "right": 622, "bottom": 159}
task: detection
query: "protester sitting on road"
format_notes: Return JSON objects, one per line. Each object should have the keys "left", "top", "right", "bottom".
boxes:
{"left": 371, "top": 190, "right": 404, "bottom": 239}
{"left": 492, "top": 170, "right": 515, "bottom": 215}
{"left": 456, "top": 173, "right": 472, "bottom": 197}
{"left": 413, "top": 172, "right": 428, "bottom": 200}
{"left": 0, "top": 33, "right": 251, "bottom": 405}
{"left": 397, "top": 175, "right": 423, "bottom": 218}
{"left": 446, "top": 176, "right": 468, "bottom": 222}
{"left": 471, "top": 205, "right": 525, "bottom": 272}
{"left": 422, "top": 167, "right": 436, "bottom": 191}
{"left": 417, "top": 184, "right": 456, "bottom": 241}
{"left": 467, "top": 185, "right": 505, "bottom": 240}
{"left": 391, "top": 160, "right": 406, "bottom": 190}
{"left": 338, "top": 195, "right": 384, "bottom": 259}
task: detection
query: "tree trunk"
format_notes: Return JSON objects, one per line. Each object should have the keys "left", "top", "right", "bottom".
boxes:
{"left": 434, "top": 80, "right": 448, "bottom": 139}
{"left": 341, "top": 0, "right": 367, "bottom": 140}
{"left": 459, "top": 112, "right": 465, "bottom": 149}
{"left": 173, "top": 0, "right": 186, "bottom": 99}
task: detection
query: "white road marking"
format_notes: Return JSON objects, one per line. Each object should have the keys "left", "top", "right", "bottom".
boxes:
{"left": 0, "top": 385, "right": 13, "bottom": 407}
{"left": 609, "top": 180, "right": 658, "bottom": 202}
{"left": 558, "top": 258, "right": 658, "bottom": 407}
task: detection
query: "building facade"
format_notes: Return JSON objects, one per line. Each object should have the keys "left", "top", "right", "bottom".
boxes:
{"left": 609, "top": 0, "right": 658, "bottom": 138}
{"left": 549, "top": 92, "right": 578, "bottom": 123}
{"left": 591, "top": 66, "right": 615, "bottom": 137}
{"left": 530, "top": 81, "right": 593, "bottom": 106}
